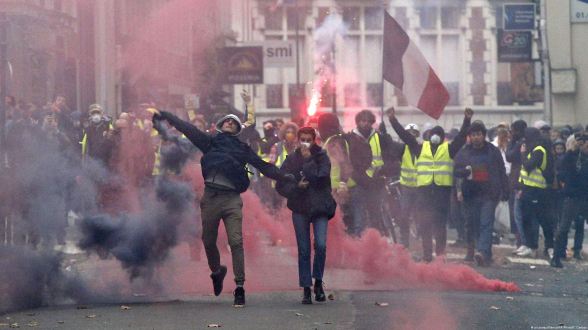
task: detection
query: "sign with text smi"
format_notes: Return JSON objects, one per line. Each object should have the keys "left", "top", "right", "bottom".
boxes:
{"left": 572, "top": 0, "right": 588, "bottom": 23}
{"left": 245, "top": 40, "right": 297, "bottom": 68}
{"left": 503, "top": 3, "right": 536, "bottom": 31}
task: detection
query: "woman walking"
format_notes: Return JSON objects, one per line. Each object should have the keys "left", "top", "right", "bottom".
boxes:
{"left": 276, "top": 126, "right": 336, "bottom": 304}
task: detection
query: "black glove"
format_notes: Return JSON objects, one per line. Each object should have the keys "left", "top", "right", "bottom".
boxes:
{"left": 152, "top": 110, "right": 169, "bottom": 123}
{"left": 283, "top": 173, "right": 296, "bottom": 183}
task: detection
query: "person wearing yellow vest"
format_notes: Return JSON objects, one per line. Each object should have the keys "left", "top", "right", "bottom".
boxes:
{"left": 394, "top": 123, "right": 422, "bottom": 248}
{"left": 516, "top": 127, "right": 556, "bottom": 258}
{"left": 454, "top": 121, "right": 509, "bottom": 267}
{"left": 351, "top": 110, "right": 396, "bottom": 237}
{"left": 388, "top": 107, "right": 472, "bottom": 262}
{"left": 80, "top": 103, "right": 113, "bottom": 164}
{"left": 318, "top": 113, "right": 355, "bottom": 234}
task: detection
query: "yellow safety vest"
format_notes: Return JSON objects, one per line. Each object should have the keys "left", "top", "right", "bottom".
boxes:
{"left": 400, "top": 145, "right": 418, "bottom": 187}
{"left": 152, "top": 140, "right": 162, "bottom": 176}
{"left": 79, "top": 123, "right": 114, "bottom": 162}
{"left": 416, "top": 141, "right": 454, "bottom": 187}
{"left": 519, "top": 146, "right": 547, "bottom": 189}
{"left": 323, "top": 135, "right": 356, "bottom": 189}
{"left": 271, "top": 143, "right": 289, "bottom": 188}
{"left": 366, "top": 133, "right": 384, "bottom": 178}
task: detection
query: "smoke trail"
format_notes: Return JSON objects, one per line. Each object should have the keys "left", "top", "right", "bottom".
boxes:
{"left": 78, "top": 176, "right": 196, "bottom": 281}
{"left": 308, "top": 14, "right": 348, "bottom": 116}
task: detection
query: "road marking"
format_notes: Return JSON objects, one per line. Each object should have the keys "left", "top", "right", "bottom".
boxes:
{"left": 506, "top": 257, "right": 549, "bottom": 265}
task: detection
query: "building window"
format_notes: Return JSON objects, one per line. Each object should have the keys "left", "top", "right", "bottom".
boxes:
{"left": 266, "top": 84, "right": 283, "bottom": 108}
{"left": 344, "top": 83, "right": 361, "bottom": 107}
{"left": 287, "top": 7, "right": 305, "bottom": 30}
{"left": 266, "top": 8, "right": 283, "bottom": 30}
{"left": 441, "top": 7, "right": 460, "bottom": 29}
{"left": 365, "top": 7, "right": 384, "bottom": 30}
{"left": 419, "top": 5, "right": 462, "bottom": 106}
{"left": 420, "top": 7, "right": 438, "bottom": 30}
{"left": 367, "top": 83, "right": 383, "bottom": 107}
{"left": 317, "top": 7, "right": 330, "bottom": 27}
{"left": 342, "top": 7, "right": 360, "bottom": 30}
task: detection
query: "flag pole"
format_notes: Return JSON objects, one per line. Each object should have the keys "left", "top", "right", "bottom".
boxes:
{"left": 380, "top": 1, "right": 387, "bottom": 125}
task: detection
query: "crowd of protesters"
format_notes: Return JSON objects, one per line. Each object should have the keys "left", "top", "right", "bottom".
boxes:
{"left": 1, "top": 91, "right": 587, "bottom": 305}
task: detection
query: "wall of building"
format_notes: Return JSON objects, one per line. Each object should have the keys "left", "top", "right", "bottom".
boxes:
{"left": 227, "top": 0, "right": 545, "bottom": 134}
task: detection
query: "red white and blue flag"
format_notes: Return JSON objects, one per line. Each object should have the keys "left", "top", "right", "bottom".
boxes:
{"left": 383, "top": 11, "right": 450, "bottom": 120}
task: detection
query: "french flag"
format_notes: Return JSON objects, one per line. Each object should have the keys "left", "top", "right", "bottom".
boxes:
{"left": 383, "top": 11, "right": 450, "bottom": 120}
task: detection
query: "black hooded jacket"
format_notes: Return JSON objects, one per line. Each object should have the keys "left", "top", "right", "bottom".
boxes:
{"left": 275, "top": 144, "right": 337, "bottom": 219}
{"left": 520, "top": 127, "right": 555, "bottom": 189}
{"left": 156, "top": 111, "right": 285, "bottom": 193}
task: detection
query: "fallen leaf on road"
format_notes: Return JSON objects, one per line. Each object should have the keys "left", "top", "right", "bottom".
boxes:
{"left": 375, "top": 302, "right": 389, "bottom": 307}
{"left": 0, "top": 324, "right": 8, "bottom": 327}
{"left": 524, "top": 284, "right": 534, "bottom": 287}
{"left": 9, "top": 324, "right": 19, "bottom": 328}
{"left": 207, "top": 324, "right": 221, "bottom": 328}
{"left": 325, "top": 322, "right": 332, "bottom": 324}
{"left": 529, "top": 266, "right": 536, "bottom": 269}
{"left": 76, "top": 306, "right": 89, "bottom": 310}
{"left": 84, "top": 315, "right": 96, "bottom": 318}
{"left": 232, "top": 305, "right": 244, "bottom": 308}
{"left": 25, "top": 314, "right": 35, "bottom": 317}
{"left": 506, "top": 297, "right": 514, "bottom": 300}
{"left": 121, "top": 306, "right": 132, "bottom": 310}
{"left": 295, "top": 313, "right": 303, "bottom": 316}
{"left": 559, "top": 323, "right": 565, "bottom": 326}
{"left": 58, "top": 321, "right": 64, "bottom": 324}
{"left": 489, "top": 306, "right": 501, "bottom": 310}
{"left": 328, "top": 294, "right": 334, "bottom": 301}
{"left": 531, "top": 293, "right": 543, "bottom": 296}
{"left": 26, "top": 322, "right": 38, "bottom": 327}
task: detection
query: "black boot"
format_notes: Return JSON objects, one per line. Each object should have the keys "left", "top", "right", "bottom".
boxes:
{"left": 574, "top": 250, "right": 583, "bottom": 260}
{"left": 550, "top": 258, "right": 563, "bottom": 268}
{"left": 210, "top": 265, "right": 227, "bottom": 296}
{"left": 302, "top": 287, "right": 312, "bottom": 304}
{"left": 233, "top": 286, "right": 245, "bottom": 306}
{"left": 314, "top": 280, "right": 326, "bottom": 302}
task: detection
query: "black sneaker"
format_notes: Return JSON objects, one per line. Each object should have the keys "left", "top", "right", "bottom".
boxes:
{"left": 314, "top": 280, "right": 326, "bottom": 302}
{"left": 550, "top": 258, "right": 563, "bottom": 268}
{"left": 574, "top": 250, "right": 583, "bottom": 260}
{"left": 210, "top": 265, "right": 227, "bottom": 296}
{"left": 233, "top": 287, "right": 245, "bottom": 306}
{"left": 302, "top": 287, "right": 312, "bottom": 305}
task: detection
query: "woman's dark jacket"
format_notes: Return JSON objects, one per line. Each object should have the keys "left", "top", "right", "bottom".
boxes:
{"left": 275, "top": 144, "right": 337, "bottom": 219}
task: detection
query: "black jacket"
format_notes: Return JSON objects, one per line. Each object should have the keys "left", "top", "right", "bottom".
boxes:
{"left": 275, "top": 144, "right": 337, "bottom": 219}
{"left": 158, "top": 111, "right": 285, "bottom": 193}
{"left": 560, "top": 150, "right": 588, "bottom": 199}
{"left": 454, "top": 142, "right": 509, "bottom": 201}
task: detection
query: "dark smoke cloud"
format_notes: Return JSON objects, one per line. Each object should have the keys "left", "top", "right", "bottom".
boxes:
{"left": 0, "top": 247, "right": 91, "bottom": 313}
{"left": 78, "top": 176, "right": 196, "bottom": 280}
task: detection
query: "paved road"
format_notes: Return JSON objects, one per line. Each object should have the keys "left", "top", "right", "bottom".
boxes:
{"left": 3, "top": 253, "right": 588, "bottom": 330}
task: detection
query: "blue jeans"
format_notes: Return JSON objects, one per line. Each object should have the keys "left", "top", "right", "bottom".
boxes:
{"left": 554, "top": 198, "right": 588, "bottom": 258}
{"left": 292, "top": 212, "right": 328, "bottom": 288}
{"left": 514, "top": 190, "right": 531, "bottom": 247}
{"left": 464, "top": 196, "right": 497, "bottom": 259}
{"left": 353, "top": 185, "right": 384, "bottom": 237}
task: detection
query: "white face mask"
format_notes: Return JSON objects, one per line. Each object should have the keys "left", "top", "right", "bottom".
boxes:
{"left": 91, "top": 114, "right": 101, "bottom": 123}
{"left": 300, "top": 142, "right": 311, "bottom": 148}
{"left": 430, "top": 134, "right": 441, "bottom": 145}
